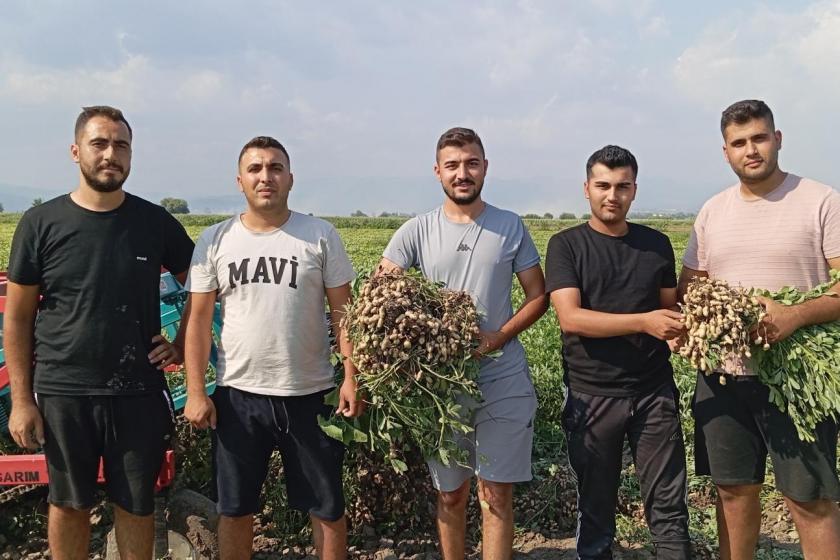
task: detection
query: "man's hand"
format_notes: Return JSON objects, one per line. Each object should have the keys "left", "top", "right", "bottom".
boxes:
{"left": 184, "top": 394, "right": 217, "bottom": 429}
{"left": 148, "top": 335, "right": 184, "bottom": 370}
{"left": 667, "top": 331, "right": 687, "bottom": 353}
{"left": 337, "top": 376, "right": 364, "bottom": 417}
{"left": 475, "top": 330, "right": 507, "bottom": 357}
{"left": 9, "top": 401, "right": 45, "bottom": 450}
{"left": 756, "top": 296, "right": 802, "bottom": 344}
{"left": 642, "top": 309, "right": 684, "bottom": 341}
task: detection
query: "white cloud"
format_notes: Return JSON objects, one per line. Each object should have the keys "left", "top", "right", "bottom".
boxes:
{"left": 0, "top": 54, "right": 154, "bottom": 107}
{"left": 175, "top": 70, "right": 225, "bottom": 102}
{"left": 0, "top": 51, "right": 230, "bottom": 110}
{"left": 797, "top": 1, "right": 840, "bottom": 90}
{"left": 640, "top": 15, "right": 670, "bottom": 39}
{"left": 673, "top": 1, "right": 840, "bottom": 108}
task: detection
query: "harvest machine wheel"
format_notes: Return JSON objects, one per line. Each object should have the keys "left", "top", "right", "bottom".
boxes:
{"left": 104, "top": 489, "right": 218, "bottom": 559}
{"left": 105, "top": 529, "right": 196, "bottom": 560}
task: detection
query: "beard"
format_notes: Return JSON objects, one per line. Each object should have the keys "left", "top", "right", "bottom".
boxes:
{"left": 442, "top": 180, "right": 483, "bottom": 206}
{"left": 736, "top": 153, "right": 779, "bottom": 184}
{"left": 81, "top": 162, "right": 129, "bottom": 193}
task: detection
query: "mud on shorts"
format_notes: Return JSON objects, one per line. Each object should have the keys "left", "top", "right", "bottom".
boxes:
{"left": 427, "top": 370, "right": 538, "bottom": 492}
{"left": 37, "top": 391, "right": 175, "bottom": 516}
{"left": 693, "top": 371, "right": 840, "bottom": 502}
{"left": 211, "top": 386, "right": 346, "bottom": 520}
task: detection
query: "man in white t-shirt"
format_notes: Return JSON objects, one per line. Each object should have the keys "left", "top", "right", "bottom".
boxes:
{"left": 679, "top": 100, "right": 840, "bottom": 560}
{"left": 183, "top": 136, "right": 362, "bottom": 560}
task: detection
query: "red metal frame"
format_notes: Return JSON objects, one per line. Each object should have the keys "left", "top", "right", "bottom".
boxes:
{"left": 1, "top": 269, "right": 177, "bottom": 493}
{"left": 0, "top": 450, "right": 176, "bottom": 492}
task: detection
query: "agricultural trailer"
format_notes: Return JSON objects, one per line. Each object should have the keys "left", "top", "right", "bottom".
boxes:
{"left": 0, "top": 270, "right": 220, "bottom": 559}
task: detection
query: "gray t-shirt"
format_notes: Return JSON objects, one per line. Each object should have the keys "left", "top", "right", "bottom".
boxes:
{"left": 383, "top": 204, "right": 540, "bottom": 386}
{"left": 187, "top": 212, "right": 355, "bottom": 396}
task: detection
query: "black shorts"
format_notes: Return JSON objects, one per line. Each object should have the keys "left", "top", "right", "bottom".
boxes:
{"left": 37, "top": 391, "right": 174, "bottom": 515}
{"left": 693, "top": 372, "right": 840, "bottom": 502}
{"left": 211, "top": 386, "right": 345, "bottom": 520}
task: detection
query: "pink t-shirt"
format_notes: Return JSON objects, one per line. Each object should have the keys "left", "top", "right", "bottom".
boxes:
{"left": 683, "top": 173, "right": 840, "bottom": 373}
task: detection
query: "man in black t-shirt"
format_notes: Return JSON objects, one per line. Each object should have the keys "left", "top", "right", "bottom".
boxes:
{"left": 4, "top": 106, "right": 195, "bottom": 559}
{"left": 545, "top": 146, "right": 690, "bottom": 559}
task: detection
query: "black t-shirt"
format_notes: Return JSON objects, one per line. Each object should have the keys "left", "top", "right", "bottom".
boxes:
{"left": 7, "top": 193, "right": 195, "bottom": 395}
{"left": 544, "top": 223, "right": 677, "bottom": 397}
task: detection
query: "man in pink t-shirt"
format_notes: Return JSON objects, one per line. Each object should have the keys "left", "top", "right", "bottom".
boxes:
{"left": 680, "top": 99, "right": 840, "bottom": 560}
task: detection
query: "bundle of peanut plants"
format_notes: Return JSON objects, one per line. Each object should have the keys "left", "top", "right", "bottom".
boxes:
{"left": 678, "top": 276, "right": 767, "bottom": 379}
{"left": 680, "top": 272, "right": 840, "bottom": 442}
{"left": 320, "top": 271, "right": 482, "bottom": 472}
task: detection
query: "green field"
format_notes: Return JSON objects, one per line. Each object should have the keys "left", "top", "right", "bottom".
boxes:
{"left": 0, "top": 215, "right": 805, "bottom": 558}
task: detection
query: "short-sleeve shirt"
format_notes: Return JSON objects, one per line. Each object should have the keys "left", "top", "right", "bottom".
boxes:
{"left": 683, "top": 173, "right": 840, "bottom": 374}
{"left": 186, "top": 212, "right": 355, "bottom": 396}
{"left": 7, "top": 193, "right": 195, "bottom": 395}
{"left": 544, "top": 223, "right": 677, "bottom": 397}
{"left": 684, "top": 174, "right": 840, "bottom": 291}
{"left": 382, "top": 204, "right": 540, "bottom": 387}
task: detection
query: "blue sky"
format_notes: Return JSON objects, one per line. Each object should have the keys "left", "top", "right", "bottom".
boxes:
{"left": 1, "top": 1, "right": 838, "bottom": 215}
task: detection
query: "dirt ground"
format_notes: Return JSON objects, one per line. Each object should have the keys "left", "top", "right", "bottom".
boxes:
{"left": 0, "top": 492, "right": 806, "bottom": 559}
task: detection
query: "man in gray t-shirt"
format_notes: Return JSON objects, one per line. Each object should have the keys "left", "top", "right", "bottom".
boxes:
{"left": 380, "top": 127, "right": 547, "bottom": 560}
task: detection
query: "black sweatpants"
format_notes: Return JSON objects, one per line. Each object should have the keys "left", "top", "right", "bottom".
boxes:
{"left": 562, "top": 381, "right": 691, "bottom": 559}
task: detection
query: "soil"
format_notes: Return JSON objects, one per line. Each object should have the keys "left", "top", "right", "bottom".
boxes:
{"left": 0, "top": 491, "right": 806, "bottom": 559}
{"left": 0, "top": 518, "right": 804, "bottom": 560}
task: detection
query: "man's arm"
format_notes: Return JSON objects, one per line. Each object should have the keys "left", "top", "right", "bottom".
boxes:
{"left": 172, "top": 270, "right": 190, "bottom": 352}
{"left": 661, "top": 287, "right": 678, "bottom": 310}
{"left": 182, "top": 290, "right": 218, "bottom": 429}
{"left": 377, "top": 257, "right": 404, "bottom": 275}
{"left": 757, "top": 256, "right": 840, "bottom": 343}
{"left": 4, "top": 282, "right": 44, "bottom": 449}
{"left": 148, "top": 270, "right": 190, "bottom": 369}
{"left": 550, "top": 286, "right": 683, "bottom": 341}
{"left": 477, "top": 265, "right": 548, "bottom": 354}
{"left": 676, "top": 265, "right": 709, "bottom": 304}
{"left": 326, "top": 283, "right": 363, "bottom": 417}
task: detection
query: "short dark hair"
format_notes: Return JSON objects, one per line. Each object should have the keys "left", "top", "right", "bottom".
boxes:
{"left": 238, "top": 136, "right": 291, "bottom": 166}
{"left": 436, "top": 127, "right": 485, "bottom": 158}
{"left": 74, "top": 106, "right": 132, "bottom": 141}
{"left": 720, "top": 99, "right": 775, "bottom": 135}
{"left": 586, "top": 145, "right": 638, "bottom": 179}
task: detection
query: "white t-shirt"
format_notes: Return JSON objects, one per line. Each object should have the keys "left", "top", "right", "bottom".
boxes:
{"left": 187, "top": 212, "right": 355, "bottom": 395}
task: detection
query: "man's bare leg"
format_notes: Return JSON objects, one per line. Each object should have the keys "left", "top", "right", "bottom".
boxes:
{"left": 716, "top": 484, "right": 761, "bottom": 560}
{"left": 311, "top": 514, "right": 347, "bottom": 560}
{"left": 218, "top": 514, "right": 254, "bottom": 560}
{"left": 48, "top": 505, "right": 91, "bottom": 560}
{"left": 437, "top": 479, "right": 471, "bottom": 560}
{"left": 786, "top": 497, "right": 840, "bottom": 560}
{"left": 477, "top": 479, "right": 514, "bottom": 560}
{"left": 113, "top": 504, "right": 154, "bottom": 560}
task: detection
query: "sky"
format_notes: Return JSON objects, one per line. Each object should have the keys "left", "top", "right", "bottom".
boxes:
{"left": 1, "top": 0, "right": 839, "bottom": 215}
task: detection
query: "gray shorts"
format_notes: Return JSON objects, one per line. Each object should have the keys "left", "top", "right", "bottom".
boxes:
{"left": 428, "top": 371, "right": 538, "bottom": 492}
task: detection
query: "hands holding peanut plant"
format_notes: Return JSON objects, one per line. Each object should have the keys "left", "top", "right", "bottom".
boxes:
{"left": 677, "top": 276, "right": 768, "bottom": 377}
{"left": 676, "top": 272, "right": 840, "bottom": 442}
{"left": 642, "top": 309, "right": 684, "bottom": 341}
{"left": 319, "top": 271, "right": 483, "bottom": 472}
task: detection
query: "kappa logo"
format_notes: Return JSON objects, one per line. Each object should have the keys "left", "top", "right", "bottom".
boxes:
{"left": 456, "top": 243, "right": 471, "bottom": 252}
{"left": 136, "top": 256, "right": 148, "bottom": 261}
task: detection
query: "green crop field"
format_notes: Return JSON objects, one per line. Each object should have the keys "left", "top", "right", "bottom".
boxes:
{"left": 0, "top": 215, "right": 806, "bottom": 558}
